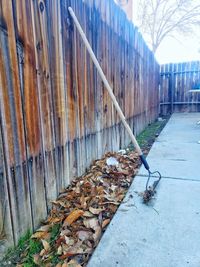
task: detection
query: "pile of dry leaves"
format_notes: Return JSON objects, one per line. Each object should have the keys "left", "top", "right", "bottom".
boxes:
{"left": 17, "top": 151, "right": 140, "bottom": 267}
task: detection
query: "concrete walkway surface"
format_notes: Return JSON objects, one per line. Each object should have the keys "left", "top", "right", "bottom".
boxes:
{"left": 88, "top": 113, "right": 200, "bottom": 267}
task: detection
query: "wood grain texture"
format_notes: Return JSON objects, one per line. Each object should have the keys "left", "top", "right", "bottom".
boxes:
{"left": 0, "top": 0, "right": 159, "bottom": 247}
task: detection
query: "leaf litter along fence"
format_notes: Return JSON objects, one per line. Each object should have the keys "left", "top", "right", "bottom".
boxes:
{"left": 0, "top": 0, "right": 160, "bottom": 249}
{"left": 160, "top": 61, "right": 200, "bottom": 115}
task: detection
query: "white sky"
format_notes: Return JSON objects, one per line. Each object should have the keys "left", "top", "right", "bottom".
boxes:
{"left": 131, "top": 0, "right": 200, "bottom": 64}
{"left": 155, "top": 34, "right": 200, "bottom": 64}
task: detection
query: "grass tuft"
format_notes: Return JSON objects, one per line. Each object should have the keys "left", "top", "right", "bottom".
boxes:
{"left": 128, "top": 118, "right": 168, "bottom": 151}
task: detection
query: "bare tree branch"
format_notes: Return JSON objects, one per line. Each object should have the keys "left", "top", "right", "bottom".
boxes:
{"left": 137, "top": 0, "right": 200, "bottom": 53}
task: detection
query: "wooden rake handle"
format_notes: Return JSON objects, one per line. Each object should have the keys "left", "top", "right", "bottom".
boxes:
{"left": 68, "top": 7, "right": 150, "bottom": 170}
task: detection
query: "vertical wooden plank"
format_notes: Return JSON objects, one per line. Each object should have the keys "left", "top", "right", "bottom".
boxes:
{"left": 173, "top": 63, "right": 178, "bottom": 113}
{"left": 15, "top": 0, "right": 47, "bottom": 229}
{"left": 61, "top": 0, "right": 77, "bottom": 185}
{"left": 0, "top": 0, "right": 33, "bottom": 243}
{"left": 0, "top": 104, "right": 14, "bottom": 249}
{"left": 47, "top": 0, "right": 70, "bottom": 190}
{"left": 93, "top": 0, "right": 103, "bottom": 158}
{"left": 170, "top": 63, "right": 174, "bottom": 113}
{"left": 29, "top": 0, "right": 58, "bottom": 206}
{"left": 197, "top": 61, "right": 200, "bottom": 112}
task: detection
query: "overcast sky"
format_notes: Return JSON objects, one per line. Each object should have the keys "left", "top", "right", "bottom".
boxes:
{"left": 155, "top": 33, "right": 200, "bottom": 64}
{"left": 132, "top": 0, "right": 200, "bottom": 64}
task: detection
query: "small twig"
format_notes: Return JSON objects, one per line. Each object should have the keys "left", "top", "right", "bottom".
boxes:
{"left": 125, "top": 203, "right": 136, "bottom": 208}
{"left": 100, "top": 201, "right": 120, "bottom": 205}
{"left": 122, "top": 194, "right": 134, "bottom": 204}
{"left": 152, "top": 207, "right": 159, "bottom": 215}
{"left": 118, "top": 209, "right": 129, "bottom": 212}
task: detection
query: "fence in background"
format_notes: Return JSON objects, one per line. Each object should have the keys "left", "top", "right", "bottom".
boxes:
{"left": 160, "top": 61, "right": 200, "bottom": 115}
{"left": 0, "top": 0, "right": 159, "bottom": 248}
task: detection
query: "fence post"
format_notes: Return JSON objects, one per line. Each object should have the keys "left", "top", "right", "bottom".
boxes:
{"left": 170, "top": 66, "right": 174, "bottom": 114}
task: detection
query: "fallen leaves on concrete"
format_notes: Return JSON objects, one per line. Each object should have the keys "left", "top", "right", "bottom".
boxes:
{"left": 18, "top": 151, "right": 140, "bottom": 266}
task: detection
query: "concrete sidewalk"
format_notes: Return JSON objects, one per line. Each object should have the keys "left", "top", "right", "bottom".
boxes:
{"left": 88, "top": 113, "right": 200, "bottom": 267}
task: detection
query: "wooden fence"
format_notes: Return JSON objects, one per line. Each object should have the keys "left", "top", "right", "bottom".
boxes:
{"left": 0, "top": 0, "right": 159, "bottom": 248}
{"left": 160, "top": 61, "right": 200, "bottom": 115}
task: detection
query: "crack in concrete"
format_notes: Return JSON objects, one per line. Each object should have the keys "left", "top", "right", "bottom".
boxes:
{"left": 137, "top": 174, "right": 200, "bottom": 183}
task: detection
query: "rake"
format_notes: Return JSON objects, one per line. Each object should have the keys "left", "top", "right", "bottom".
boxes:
{"left": 68, "top": 7, "right": 161, "bottom": 203}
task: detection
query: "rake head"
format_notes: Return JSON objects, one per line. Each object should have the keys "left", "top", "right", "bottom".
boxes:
{"left": 142, "top": 170, "right": 162, "bottom": 203}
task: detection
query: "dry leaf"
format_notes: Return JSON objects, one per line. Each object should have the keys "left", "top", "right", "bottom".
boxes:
{"left": 56, "top": 236, "right": 66, "bottom": 246}
{"left": 109, "top": 204, "right": 118, "bottom": 213}
{"left": 41, "top": 239, "right": 50, "bottom": 251}
{"left": 116, "top": 168, "right": 130, "bottom": 175}
{"left": 74, "top": 185, "right": 81, "bottom": 194}
{"left": 60, "top": 229, "right": 71, "bottom": 236}
{"left": 48, "top": 217, "right": 63, "bottom": 224}
{"left": 62, "top": 241, "right": 83, "bottom": 256}
{"left": 31, "top": 231, "right": 49, "bottom": 240}
{"left": 52, "top": 200, "right": 69, "bottom": 208}
{"left": 33, "top": 254, "right": 40, "bottom": 265}
{"left": 110, "top": 185, "right": 118, "bottom": 192}
{"left": 77, "top": 230, "right": 92, "bottom": 241}
{"left": 80, "top": 195, "right": 87, "bottom": 209}
{"left": 65, "top": 236, "right": 74, "bottom": 246}
{"left": 89, "top": 207, "right": 104, "bottom": 215}
{"left": 102, "top": 199, "right": 120, "bottom": 205}
{"left": 93, "top": 226, "right": 102, "bottom": 243}
{"left": 83, "top": 211, "right": 94, "bottom": 218}
{"left": 64, "top": 210, "right": 84, "bottom": 226}
{"left": 57, "top": 245, "right": 63, "bottom": 255}
{"left": 62, "top": 243, "right": 70, "bottom": 254}
{"left": 37, "top": 225, "right": 51, "bottom": 232}
{"left": 102, "top": 219, "right": 110, "bottom": 228}
{"left": 40, "top": 249, "right": 46, "bottom": 257}
{"left": 83, "top": 218, "right": 99, "bottom": 230}
{"left": 66, "top": 259, "right": 82, "bottom": 267}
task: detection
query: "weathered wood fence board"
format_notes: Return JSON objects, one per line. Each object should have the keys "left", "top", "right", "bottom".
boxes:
{"left": 160, "top": 61, "right": 200, "bottom": 115}
{"left": 0, "top": 0, "right": 159, "bottom": 248}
